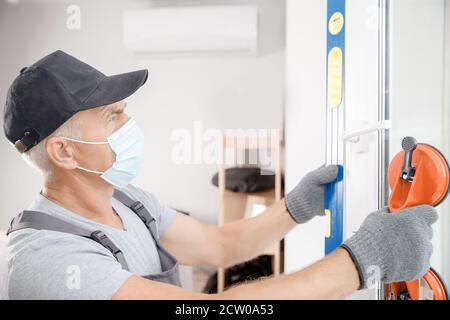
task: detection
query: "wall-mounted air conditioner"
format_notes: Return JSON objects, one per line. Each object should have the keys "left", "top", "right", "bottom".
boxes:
{"left": 123, "top": 6, "right": 258, "bottom": 55}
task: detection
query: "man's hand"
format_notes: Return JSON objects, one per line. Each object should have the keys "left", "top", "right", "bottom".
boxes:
{"left": 285, "top": 165, "right": 338, "bottom": 224}
{"left": 341, "top": 205, "right": 438, "bottom": 289}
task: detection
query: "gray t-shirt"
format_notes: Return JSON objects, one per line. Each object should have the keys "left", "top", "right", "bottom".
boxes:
{"left": 0, "top": 184, "right": 177, "bottom": 300}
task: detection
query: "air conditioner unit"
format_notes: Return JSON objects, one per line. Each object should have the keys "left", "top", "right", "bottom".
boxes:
{"left": 123, "top": 6, "right": 258, "bottom": 55}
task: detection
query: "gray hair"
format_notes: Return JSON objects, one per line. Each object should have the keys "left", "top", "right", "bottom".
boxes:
{"left": 22, "top": 117, "right": 81, "bottom": 176}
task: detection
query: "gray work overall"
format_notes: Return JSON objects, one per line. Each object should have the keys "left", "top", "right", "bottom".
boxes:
{"left": 7, "top": 189, "right": 182, "bottom": 287}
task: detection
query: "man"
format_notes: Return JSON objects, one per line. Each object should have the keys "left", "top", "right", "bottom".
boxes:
{"left": 0, "top": 50, "right": 436, "bottom": 299}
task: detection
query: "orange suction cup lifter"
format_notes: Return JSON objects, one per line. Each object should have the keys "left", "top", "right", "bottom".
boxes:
{"left": 386, "top": 136, "right": 449, "bottom": 300}
{"left": 388, "top": 138, "right": 450, "bottom": 212}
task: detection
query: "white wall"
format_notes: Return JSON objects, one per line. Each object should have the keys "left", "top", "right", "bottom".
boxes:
{"left": 0, "top": 0, "right": 285, "bottom": 230}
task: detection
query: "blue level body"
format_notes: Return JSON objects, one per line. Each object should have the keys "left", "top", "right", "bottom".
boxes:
{"left": 325, "top": 0, "right": 345, "bottom": 255}
{"left": 324, "top": 165, "right": 344, "bottom": 254}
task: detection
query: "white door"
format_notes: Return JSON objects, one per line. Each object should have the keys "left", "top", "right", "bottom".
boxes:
{"left": 341, "top": 0, "right": 382, "bottom": 299}
{"left": 387, "top": 0, "right": 450, "bottom": 289}
{"left": 344, "top": 0, "right": 450, "bottom": 299}
{"left": 285, "top": 0, "right": 389, "bottom": 300}
{"left": 285, "top": 0, "right": 450, "bottom": 299}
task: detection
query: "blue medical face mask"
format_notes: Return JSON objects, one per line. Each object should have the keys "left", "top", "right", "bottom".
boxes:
{"left": 62, "top": 118, "right": 145, "bottom": 188}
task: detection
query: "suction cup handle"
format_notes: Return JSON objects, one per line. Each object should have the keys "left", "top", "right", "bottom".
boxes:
{"left": 400, "top": 136, "right": 417, "bottom": 181}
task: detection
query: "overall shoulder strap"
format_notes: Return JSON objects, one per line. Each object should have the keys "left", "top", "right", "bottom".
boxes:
{"left": 7, "top": 210, "right": 129, "bottom": 270}
{"left": 113, "top": 189, "right": 159, "bottom": 240}
{"left": 7, "top": 211, "right": 92, "bottom": 236}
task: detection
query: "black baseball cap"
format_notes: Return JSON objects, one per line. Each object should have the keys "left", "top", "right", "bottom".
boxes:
{"left": 3, "top": 50, "right": 148, "bottom": 153}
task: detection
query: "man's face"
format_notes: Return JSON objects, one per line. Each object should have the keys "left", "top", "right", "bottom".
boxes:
{"left": 73, "top": 101, "right": 129, "bottom": 173}
{"left": 46, "top": 100, "right": 129, "bottom": 183}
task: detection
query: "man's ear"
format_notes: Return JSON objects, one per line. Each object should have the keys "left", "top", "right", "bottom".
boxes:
{"left": 45, "top": 137, "right": 78, "bottom": 170}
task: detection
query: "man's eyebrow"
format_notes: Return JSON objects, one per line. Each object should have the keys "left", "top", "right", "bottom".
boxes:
{"left": 100, "top": 103, "right": 124, "bottom": 120}
{"left": 110, "top": 102, "right": 126, "bottom": 113}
